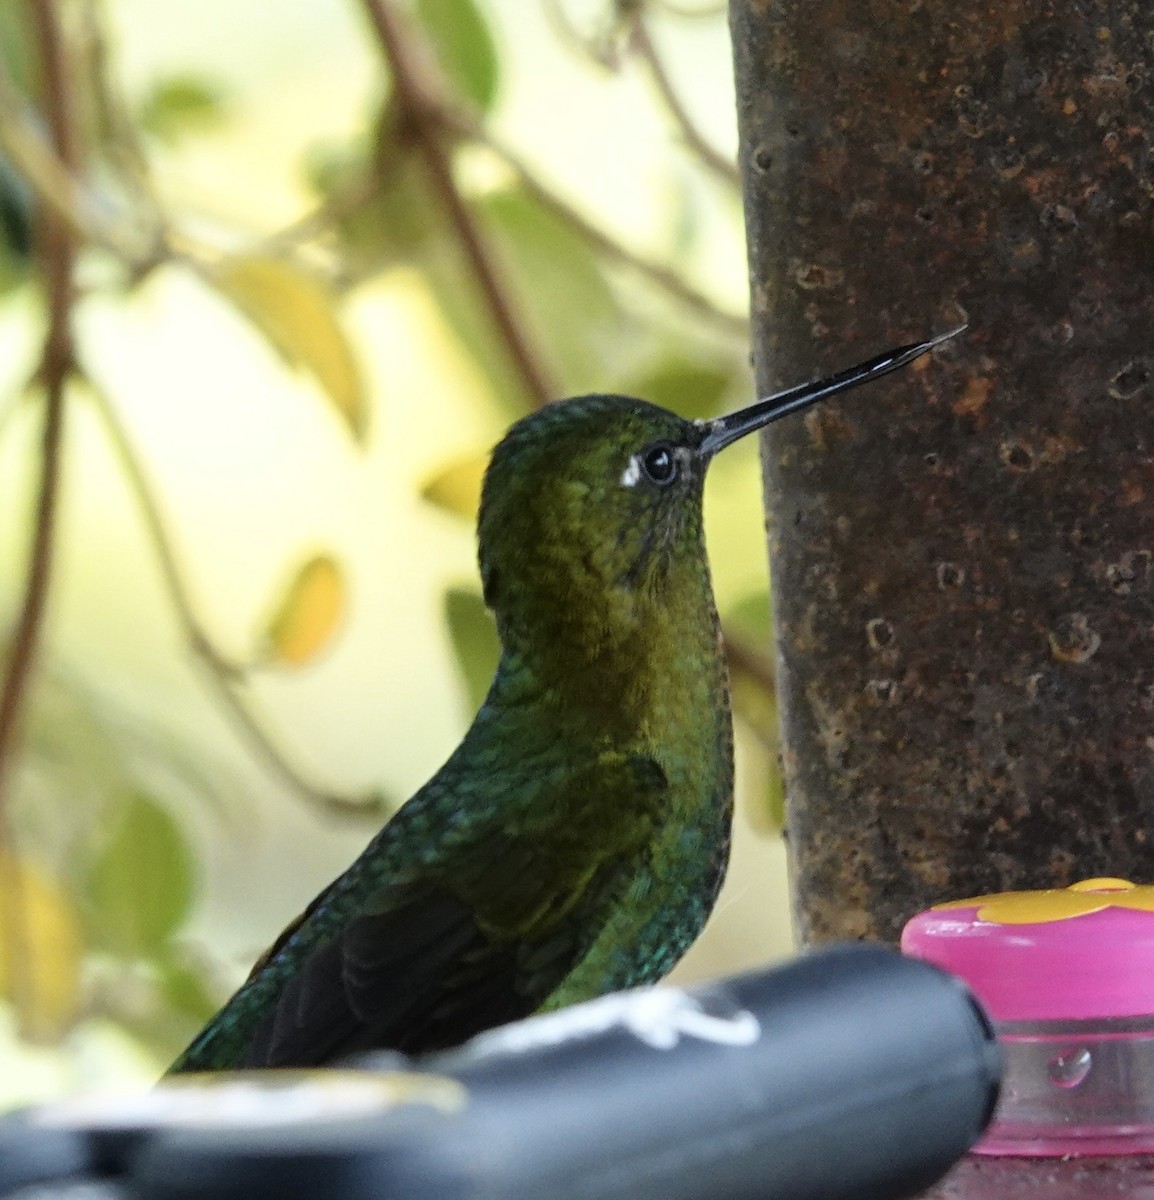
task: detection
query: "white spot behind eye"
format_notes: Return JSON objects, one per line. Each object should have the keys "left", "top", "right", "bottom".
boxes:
{"left": 621, "top": 455, "right": 642, "bottom": 488}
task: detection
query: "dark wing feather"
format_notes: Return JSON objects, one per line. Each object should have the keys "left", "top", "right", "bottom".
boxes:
{"left": 245, "top": 881, "right": 516, "bottom": 1064}
{"left": 240, "top": 753, "right": 666, "bottom": 1067}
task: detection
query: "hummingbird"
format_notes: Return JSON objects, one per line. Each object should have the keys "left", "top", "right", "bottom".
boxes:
{"left": 169, "top": 329, "right": 960, "bottom": 1073}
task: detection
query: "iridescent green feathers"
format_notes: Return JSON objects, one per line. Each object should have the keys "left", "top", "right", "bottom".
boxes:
{"left": 170, "top": 394, "right": 732, "bottom": 1072}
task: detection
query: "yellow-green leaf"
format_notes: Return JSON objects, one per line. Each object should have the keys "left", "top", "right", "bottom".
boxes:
{"left": 444, "top": 586, "right": 500, "bottom": 716}
{"left": 622, "top": 357, "right": 737, "bottom": 422}
{"left": 83, "top": 792, "right": 195, "bottom": 959}
{"left": 421, "top": 453, "right": 488, "bottom": 520}
{"left": 0, "top": 3, "right": 36, "bottom": 98}
{"left": 765, "top": 760, "right": 786, "bottom": 832}
{"left": 0, "top": 853, "right": 84, "bottom": 1041}
{"left": 725, "top": 589, "right": 774, "bottom": 650}
{"left": 156, "top": 954, "right": 224, "bottom": 1024}
{"left": 425, "top": 185, "right": 622, "bottom": 415}
{"left": 212, "top": 255, "right": 368, "bottom": 441}
{"left": 415, "top": 0, "right": 500, "bottom": 113}
{"left": 263, "top": 554, "right": 346, "bottom": 667}
{"left": 138, "top": 74, "right": 229, "bottom": 142}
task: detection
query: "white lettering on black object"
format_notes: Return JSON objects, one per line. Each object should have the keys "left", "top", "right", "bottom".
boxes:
{"left": 460, "top": 986, "right": 760, "bottom": 1057}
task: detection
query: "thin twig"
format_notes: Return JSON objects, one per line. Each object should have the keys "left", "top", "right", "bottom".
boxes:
{"left": 0, "top": 0, "right": 78, "bottom": 816}
{"left": 78, "top": 0, "right": 169, "bottom": 255}
{"left": 83, "top": 382, "right": 386, "bottom": 823}
{"left": 447, "top": 112, "right": 749, "bottom": 339}
{"left": 268, "top": 105, "right": 748, "bottom": 338}
{"left": 260, "top": 173, "right": 383, "bottom": 255}
{"left": 0, "top": 0, "right": 80, "bottom": 1026}
{"left": 542, "top": 0, "right": 622, "bottom": 69}
{"left": 545, "top": 0, "right": 738, "bottom": 185}
{"left": 627, "top": 14, "right": 740, "bottom": 187}
{"left": 360, "top": 0, "right": 558, "bottom": 409}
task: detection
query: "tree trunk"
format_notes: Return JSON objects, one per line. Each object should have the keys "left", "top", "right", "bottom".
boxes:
{"left": 730, "top": 0, "right": 1154, "bottom": 944}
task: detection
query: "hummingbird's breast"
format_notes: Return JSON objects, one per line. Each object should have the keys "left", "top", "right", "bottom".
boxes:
{"left": 538, "top": 584, "right": 736, "bottom": 1005}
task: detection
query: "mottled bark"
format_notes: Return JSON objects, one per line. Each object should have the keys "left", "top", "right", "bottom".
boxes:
{"left": 731, "top": 0, "right": 1154, "bottom": 944}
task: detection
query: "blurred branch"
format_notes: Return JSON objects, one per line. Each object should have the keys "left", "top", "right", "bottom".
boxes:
{"left": 256, "top": 0, "right": 747, "bottom": 341}
{"left": 0, "top": 0, "right": 81, "bottom": 1020}
{"left": 0, "top": 0, "right": 80, "bottom": 825}
{"left": 261, "top": 173, "right": 383, "bottom": 256}
{"left": 360, "top": 0, "right": 558, "bottom": 409}
{"left": 542, "top": 0, "right": 622, "bottom": 69}
{"left": 626, "top": 13, "right": 740, "bottom": 187}
{"left": 546, "top": 2, "right": 737, "bottom": 186}
{"left": 0, "top": 2, "right": 223, "bottom": 283}
{"left": 79, "top": 0, "right": 169, "bottom": 254}
{"left": 651, "top": 0, "right": 727, "bottom": 17}
{"left": 274, "top": 103, "right": 747, "bottom": 338}
{"left": 0, "top": 68, "right": 156, "bottom": 269}
{"left": 83, "top": 382, "right": 388, "bottom": 823}
{"left": 450, "top": 115, "right": 748, "bottom": 339}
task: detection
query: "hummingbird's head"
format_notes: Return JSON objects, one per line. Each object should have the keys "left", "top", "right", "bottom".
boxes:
{"left": 476, "top": 329, "right": 962, "bottom": 663}
{"left": 478, "top": 396, "right": 710, "bottom": 635}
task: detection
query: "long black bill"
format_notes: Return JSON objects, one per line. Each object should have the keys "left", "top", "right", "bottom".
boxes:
{"left": 698, "top": 325, "right": 965, "bottom": 459}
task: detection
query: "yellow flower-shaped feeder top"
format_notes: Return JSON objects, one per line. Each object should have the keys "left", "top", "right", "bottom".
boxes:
{"left": 934, "top": 877, "right": 1154, "bottom": 925}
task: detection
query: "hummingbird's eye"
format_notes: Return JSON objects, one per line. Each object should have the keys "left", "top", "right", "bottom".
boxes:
{"left": 640, "top": 443, "right": 678, "bottom": 486}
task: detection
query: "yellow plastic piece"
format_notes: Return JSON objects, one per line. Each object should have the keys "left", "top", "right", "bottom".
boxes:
{"left": 934, "top": 878, "right": 1154, "bottom": 925}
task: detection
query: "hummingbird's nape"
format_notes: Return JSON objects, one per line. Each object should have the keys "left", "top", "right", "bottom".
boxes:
{"left": 167, "top": 326, "right": 964, "bottom": 1074}
{"left": 697, "top": 326, "right": 966, "bottom": 458}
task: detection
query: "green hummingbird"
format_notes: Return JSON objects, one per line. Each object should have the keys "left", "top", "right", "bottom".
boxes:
{"left": 169, "top": 330, "right": 959, "bottom": 1073}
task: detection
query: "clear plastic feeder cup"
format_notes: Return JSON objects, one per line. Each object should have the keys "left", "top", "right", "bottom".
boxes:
{"left": 901, "top": 877, "right": 1154, "bottom": 1157}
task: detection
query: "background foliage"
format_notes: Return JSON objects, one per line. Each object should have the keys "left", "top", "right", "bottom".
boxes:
{"left": 0, "top": 0, "right": 792, "bottom": 1103}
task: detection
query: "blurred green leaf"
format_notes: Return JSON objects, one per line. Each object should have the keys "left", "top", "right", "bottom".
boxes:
{"left": 421, "top": 246, "right": 528, "bottom": 419}
{"left": 138, "top": 74, "right": 229, "bottom": 142}
{"left": 765, "top": 760, "right": 786, "bottom": 831}
{"left": 444, "top": 586, "right": 501, "bottom": 716}
{"left": 306, "top": 121, "right": 442, "bottom": 272}
{"left": 156, "top": 954, "right": 224, "bottom": 1024}
{"left": 415, "top": 0, "right": 501, "bottom": 113}
{"left": 0, "top": 3, "right": 36, "bottom": 97}
{"left": 0, "top": 155, "right": 31, "bottom": 266}
{"left": 482, "top": 188, "right": 622, "bottom": 389}
{"left": 83, "top": 792, "right": 195, "bottom": 958}
{"left": 725, "top": 595, "right": 782, "bottom": 833}
{"left": 424, "top": 185, "right": 624, "bottom": 415}
{"left": 0, "top": 5, "right": 35, "bottom": 295}
{"left": 724, "top": 589, "right": 773, "bottom": 650}
{"left": 730, "top": 680, "right": 784, "bottom": 833}
{"left": 729, "top": 661, "right": 775, "bottom": 735}
{"left": 620, "top": 355, "right": 736, "bottom": 421}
